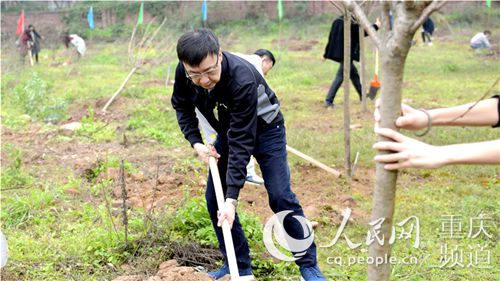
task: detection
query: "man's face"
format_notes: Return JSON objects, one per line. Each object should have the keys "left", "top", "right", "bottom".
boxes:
{"left": 183, "top": 50, "right": 222, "bottom": 90}
{"left": 261, "top": 56, "right": 274, "bottom": 76}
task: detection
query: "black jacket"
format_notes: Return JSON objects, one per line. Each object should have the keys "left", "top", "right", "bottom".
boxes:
{"left": 422, "top": 18, "right": 434, "bottom": 35}
{"left": 323, "top": 16, "right": 378, "bottom": 63}
{"left": 171, "top": 51, "right": 282, "bottom": 199}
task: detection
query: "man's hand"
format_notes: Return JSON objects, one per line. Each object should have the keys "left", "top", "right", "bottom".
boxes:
{"left": 217, "top": 201, "right": 236, "bottom": 229}
{"left": 193, "top": 143, "right": 220, "bottom": 164}
{"left": 373, "top": 128, "right": 447, "bottom": 169}
{"left": 374, "top": 99, "right": 429, "bottom": 130}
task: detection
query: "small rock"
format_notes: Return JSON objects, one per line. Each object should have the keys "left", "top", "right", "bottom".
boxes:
{"left": 131, "top": 172, "right": 145, "bottom": 182}
{"left": 159, "top": 260, "right": 178, "bottom": 271}
{"left": 339, "top": 195, "right": 357, "bottom": 207}
{"left": 198, "top": 177, "right": 207, "bottom": 187}
{"left": 111, "top": 200, "right": 123, "bottom": 208}
{"left": 64, "top": 188, "right": 79, "bottom": 195}
{"left": 171, "top": 266, "right": 194, "bottom": 274}
{"left": 20, "top": 114, "right": 31, "bottom": 122}
{"left": 59, "top": 122, "right": 82, "bottom": 136}
{"left": 120, "top": 263, "right": 133, "bottom": 272}
{"left": 304, "top": 205, "right": 319, "bottom": 218}
{"left": 349, "top": 123, "right": 362, "bottom": 130}
{"left": 111, "top": 275, "right": 142, "bottom": 281}
{"left": 157, "top": 174, "right": 178, "bottom": 185}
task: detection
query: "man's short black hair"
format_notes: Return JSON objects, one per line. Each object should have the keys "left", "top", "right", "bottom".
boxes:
{"left": 484, "top": 30, "right": 491, "bottom": 36}
{"left": 177, "top": 28, "right": 219, "bottom": 66}
{"left": 254, "top": 49, "right": 276, "bottom": 66}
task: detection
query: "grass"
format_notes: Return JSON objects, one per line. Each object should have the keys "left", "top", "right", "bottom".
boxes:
{"left": 1, "top": 12, "right": 499, "bottom": 281}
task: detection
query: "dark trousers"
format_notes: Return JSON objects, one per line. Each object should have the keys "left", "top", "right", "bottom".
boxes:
{"left": 421, "top": 31, "right": 432, "bottom": 43}
{"left": 205, "top": 121, "right": 317, "bottom": 270}
{"left": 325, "top": 61, "right": 362, "bottom": 103}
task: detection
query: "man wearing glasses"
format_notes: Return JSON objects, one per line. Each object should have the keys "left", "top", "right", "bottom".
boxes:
{"left": 171, "top": 29, "right": 326, "bottom": 280}
{"left": 196, "top": 49, "right": 277, "bottom": 186}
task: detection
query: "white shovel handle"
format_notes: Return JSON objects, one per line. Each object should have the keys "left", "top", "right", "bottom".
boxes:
{"left": 209, "top": 157, "right": 240, "bottom": 280}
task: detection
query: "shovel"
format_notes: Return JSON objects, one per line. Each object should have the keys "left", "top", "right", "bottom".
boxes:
{"left": 368, "top": 48, "right": 380, "bottom": 100}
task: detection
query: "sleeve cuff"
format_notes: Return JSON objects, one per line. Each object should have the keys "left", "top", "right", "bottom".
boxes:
{"left": 187, "top": 134, "right": 204, "bottom": 148}
{"left": 226, "top": 186, "right": 241, "bottom": 200}
{"left": 492, "top": 95, "right": 500, "bottom": 128}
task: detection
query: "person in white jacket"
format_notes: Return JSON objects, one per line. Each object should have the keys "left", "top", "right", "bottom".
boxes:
{"left": 470, "top": 30, "right": 491, "bottom": 50}
{"left": 195, "top": 49, "right": 276, "bottom": 185}
{"left": 64, "top": 34, "right": 86, "bottom": 57}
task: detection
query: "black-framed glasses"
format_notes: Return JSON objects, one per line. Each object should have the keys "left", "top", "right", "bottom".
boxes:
{"left": 185, "top": 54, "right": 219, "bottom": 81}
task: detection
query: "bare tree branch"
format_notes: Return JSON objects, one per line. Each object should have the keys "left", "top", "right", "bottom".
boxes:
{"left": 381, "top": 2, "right": 391, "bottom": 31}
{"left": 128, "top": 25, "right": 138, "bottom": 65}
{"left": 329, "top": 0, "right": 343, "bottom": 15}
{"left": 361, "top": 0, "right": 374, "bottom": 16}
{"left": 411, "top": 0, "right": 447, "bottom": 33}
{"left": 345, "top": 0, "right": 381, "bottom": 49}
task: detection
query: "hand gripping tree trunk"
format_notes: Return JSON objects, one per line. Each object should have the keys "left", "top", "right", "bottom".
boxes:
{"left": 346, "top": 1, "right": 446, "bottom": 280}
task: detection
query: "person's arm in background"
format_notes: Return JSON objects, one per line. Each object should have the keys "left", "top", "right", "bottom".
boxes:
{"left": 35, "top": 31, "right": 43, "bottom": 40}
{"left": 373, "top": 97, "right": 500, "bottom": 169}
{"left": 374, "top": 97, "right": 500, "bottom": 130}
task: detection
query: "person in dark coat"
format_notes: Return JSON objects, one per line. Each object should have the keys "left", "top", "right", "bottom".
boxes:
{"left": 421, "top": 18, "right": 434, "bottom": 45}
{"left": 323, "top": 16, "right": 379, "bottom": 108}
{"left": 27, "top": 24, "right": 43, "bottom": 63}
{"left": 172, "top": 28, "right": 326, "bottom": 281}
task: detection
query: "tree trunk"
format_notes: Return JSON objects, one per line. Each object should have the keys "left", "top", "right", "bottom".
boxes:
{"left": 368, "top": 3, "right": 424, "bottom": 280}
{"left": 343, "top": 10, "right": 352, "bottom": 178}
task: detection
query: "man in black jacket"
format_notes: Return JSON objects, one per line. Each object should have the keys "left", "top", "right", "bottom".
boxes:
{"left": 171, "top": 29, "right": 325, "bottom": 281}
{"left": 323, "top": 16, "right": 379, "bottom": 108}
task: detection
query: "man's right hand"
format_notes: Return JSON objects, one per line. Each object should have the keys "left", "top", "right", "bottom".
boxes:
{"left": 193, "top": 143, "right": 220, "bottom": 164}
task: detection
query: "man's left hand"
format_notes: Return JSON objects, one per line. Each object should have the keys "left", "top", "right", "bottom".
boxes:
{"left": 217, "top": 201, "right": 236, "bottom": 229}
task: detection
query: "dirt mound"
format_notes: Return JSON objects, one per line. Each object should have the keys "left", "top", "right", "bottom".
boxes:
{"left": 112, "top": 260, "right": 212, "bottom": 281}
{"left": 91, "top": 165, "right": 196, "bottom": 211}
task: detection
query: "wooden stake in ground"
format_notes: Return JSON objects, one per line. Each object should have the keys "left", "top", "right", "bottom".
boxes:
{"left": 343, "top": 8, "right": 352, "bottom": 179}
